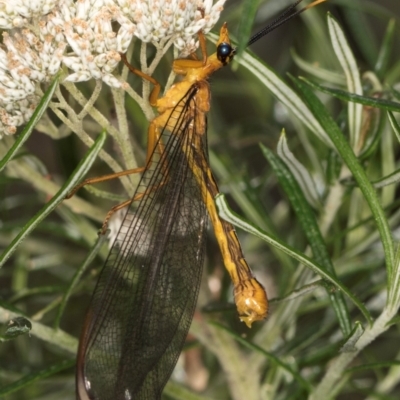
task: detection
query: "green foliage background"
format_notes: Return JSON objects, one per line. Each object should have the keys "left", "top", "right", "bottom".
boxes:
{"left": 1, "top": 0, "right": 400, "bottom": 399}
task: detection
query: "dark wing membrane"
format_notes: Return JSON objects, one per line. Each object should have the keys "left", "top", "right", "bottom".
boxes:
{"left": 77, "top": 86, "right": 207, "bottom": 400}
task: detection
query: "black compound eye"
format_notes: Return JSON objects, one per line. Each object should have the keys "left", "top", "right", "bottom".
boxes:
{"left": 217, "top": 42, "right": 234, "bottom": 64}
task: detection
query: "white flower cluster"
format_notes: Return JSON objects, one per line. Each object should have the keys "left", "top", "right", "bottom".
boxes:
{"left": 115, "top": 0, "right": 226, "bottom": 55}
{"left": 0, "top": 0, "right": 226, "bottom": 137}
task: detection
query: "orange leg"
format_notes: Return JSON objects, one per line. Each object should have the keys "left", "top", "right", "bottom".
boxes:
{"left": 66, "top": 122, "right": 162, "bottom": 200}
{"left": 120, "top": 53, "right": 165, "bottom": 161}
{"left": 172, "top": 31, "right": 208, "bottom": 72}
{"left": 196, "top": 7, "right": 207, "bottom": 63}
{"left": 198, "top": 31, "right": 207, "bottom": 65}
{"left": 66, "top": 167, "right": 146, "bottom": 199}
{"left": 67, "top": 53, "right": 167, "bottom": 199}
{"left": 100, "top": 174, "right": 168, "bottom": 233}
{"left": 66, "top": 126, "right": 169, "bottom": 233}
{"left": 120, "top": 53, "right": 161, "bottom": 107}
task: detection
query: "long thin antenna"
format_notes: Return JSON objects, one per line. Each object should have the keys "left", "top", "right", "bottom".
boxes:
{"left": 246, "top": 0, "right": 326, "bottom": 47}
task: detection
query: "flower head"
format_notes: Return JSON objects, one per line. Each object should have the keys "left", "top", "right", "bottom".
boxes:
{"left": 0, "top": 42, "right": 40, "bottom": 137}
{"left": 0, "top": 95, "right": 39, "bottom": 136}
{"left": 0, "top": 0, "right": 60, "bottom": 29}
{"left": 0, "top": 7, "right": 67, "bottom": 136}
{"left": 115, "top": 0, "right": 226, "bottom": 55}
{"left": 3, "top": 26, "right": 66, "bottom": 83}
{"left": 61, "top": 2, "right": 135, "bottom": 87}
{"left": 0, "top": 0, "right": 226, "bottom": 136}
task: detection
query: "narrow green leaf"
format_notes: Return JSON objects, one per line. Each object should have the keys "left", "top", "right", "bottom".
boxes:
{"left": 385, "top": 315, "right": 400, "bottom": 327}
{"left": 276, "top": 132, "right": 321, "bottom": 208}
{"left": 54, "top": 232, "right": 108, "bottom": 329}
{"left": 290, "top": 48, "right": 346, "bottom": 86}
{"left": 375, "top": 19, "right": 396, "bottom": 78}
{"left": 372, "top": 168, "right": 400, "bottom": 189}
{"left": 80, "top": 184, "right": 127, "bottom": 201}
{"left": 339, "top": 4, "right": 378, "bottom": 68}
{"left": 0, "top": 130, "right": 107, "bottom": 268}
{"left": 387, "top": 245, "right": 400, "bottom": 311}
{"left": 388, "top": 111, "right": 400, "bottom": 143}
{"left": 347, "top": 360, "right": 400, "bottom": 373}
{"left": 270, "top": 279, "right": 327, "bottom": 304}
{"left": 292, "top": 75, "right": 394, "bottom": 281}
{"left": 0, "top": 76, "right": 59, "bottom": 172}
{"left": 235, "top": 0, "right": 260, "bottom": 61}
{"left": 211, "top": 321, "right": 312, "bottom": 392}
{"left": 215, "top": 194, "right": 372, "bottom": 324}
{"left": 10, "top": 286, "right": 64, "bottom": 302}
{"left": 304, "top": 79, "right": 400, "bottom": 112}
{"left": 0, "top": 359, "right": 74, "bottom": 396}
{"left": 327, "top": 13, "right": 363, "bottom": 150}
{"left": 261, "top": 143, "right": 351, "bottom": 336}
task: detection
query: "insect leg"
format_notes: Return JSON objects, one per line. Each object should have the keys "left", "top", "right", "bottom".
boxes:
{"left": 67, "top": 118, "right": 166, "bottom": 232}
{"left": 66, "top": 124, "right": 161, "bottom": 200}
{"left": 120, "top": 53, "right": 165, "bottom": 159}
{"left": 198, "top": 30, "right": 207, "bottom": 65}
{"left": 66, "top": 166, "right": 146, "bottom": 199}
{"left": 120, "top": 53, "right": 161, "bottom": 107}
{"left": 100, "top": 167, "right": 168, "bottom": 233}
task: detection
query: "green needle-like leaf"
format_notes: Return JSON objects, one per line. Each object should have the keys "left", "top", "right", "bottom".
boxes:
{"left": 261, "top": 142, "right": 351, "bottom": 336}
{"left": 0, "top": 76, "right": 59, "bottom": 172}
{"left": 292, "top": 76, "right": 394, "bottom": 281}
{"left": 0, "top": 359, "right": 75, "bottom": 396}
{"left": 0, "top": 130, "right": 106, "bottom": 268}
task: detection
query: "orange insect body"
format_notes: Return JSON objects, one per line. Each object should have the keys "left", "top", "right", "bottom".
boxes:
{"left": 73, "top": 1, "right": 326, "bottom": 398}
{"left": 147, "top": 24, "right": 268, "bottom": 327}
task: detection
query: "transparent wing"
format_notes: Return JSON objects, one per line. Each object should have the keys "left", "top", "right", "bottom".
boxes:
{"left": 77, "top": 86, "right": 208, "bottom": 400}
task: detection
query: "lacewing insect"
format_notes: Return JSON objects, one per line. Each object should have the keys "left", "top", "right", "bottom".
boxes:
{"left": 71, "top": 1, "right": 326, "bottom": 399}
